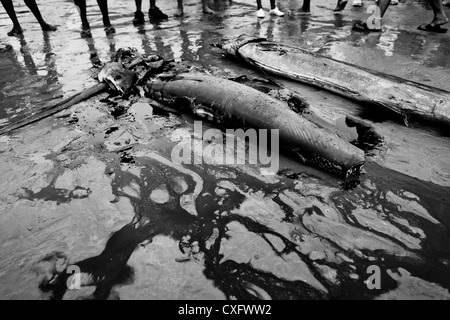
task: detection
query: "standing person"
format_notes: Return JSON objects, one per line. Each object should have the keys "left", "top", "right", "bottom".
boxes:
{"left": 0, "top": 0, "right": 57, "bottom": 36}
{"left": 74, "top": 0, "right": 115, "bottom": 37}
{"left": 133, "top": 0, "right": 168, "bottom": 25}
{"left": 256, "top": 0, "right": 285, "bottom": 18}
{"left": 352, "top": 0, "right": 448, "bottom": 33}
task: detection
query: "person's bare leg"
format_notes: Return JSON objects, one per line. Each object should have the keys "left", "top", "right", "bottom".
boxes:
{"left": 377, "top": 0, "right": 391, "bottom": 18}
{"left": 256, "top": 0, "right": 265, "bottom": 17}
{"left": 135, "top": 0, "right": 142, "bottom": 12}
{"left": 74, "top": 0, "right": 91, "bottom": 33}
{"left": 0, "top": 0, "right": 23, "bottom": 36}
{"left": 256, "top": 0, "right": 263, "bottom": 10}
{"left": 299, "top": 0, "right": 311, "bottom": 15}
{"left": 417, "top": 0, "right": 449, "bottom": 32}
{"left": 269, "top": 0, "right": 276, "bottom": 10}
{"left": 24, "top": 0, "right": 57, "bottom": 31}
{"left": 428, "top": 0, "right": 449, "bottom": 26}
{"left": 175, "top": 0, "right": 184, "bottom": 17}
{"left": 334, "top": 0, "right": 348, "bottom": 13}
{"left": 97, "top": 0, "right": 115, "bottom": 33}
{"left": 202, "top": 0, "right": 214, "bottom": 14}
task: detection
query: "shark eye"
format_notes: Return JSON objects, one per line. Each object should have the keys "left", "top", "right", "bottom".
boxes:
{"left": 115, "top": 75, "right": 122, "bottom": 80}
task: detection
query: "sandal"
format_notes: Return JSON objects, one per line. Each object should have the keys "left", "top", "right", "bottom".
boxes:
{"left": 104, "top": 26, "right": 116, "bottom": 35}
{"left": 417, "top": 24, "right": 448, "bottom": 33}
{"left": 80, "top": 29, "right": 92, "bottom": 38}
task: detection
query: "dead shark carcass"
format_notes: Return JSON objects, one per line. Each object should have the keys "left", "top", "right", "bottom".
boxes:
{"left": 98, "top": 62, "right": 135, "bottom": 96}
{"left": 220, "top": 35, "right": 450, "bottom": 127}
{"left": 98, "top": 48, "right": 168, "bottom": 96}
{"left": 146, "top": 72, "right": 365, "bottom": 177}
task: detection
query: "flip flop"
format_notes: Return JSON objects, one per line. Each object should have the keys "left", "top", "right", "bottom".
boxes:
{"left": 418, "top": 24, "right": 448, "bottom": 33}
{"left": 352, "top": 20, "right": 381, "bottom": 32}
{"left": 80, "top": 29, "right": 92, "bottom": 38}
{"left": 104, "top": 26, "right": 116, "bottom": 35}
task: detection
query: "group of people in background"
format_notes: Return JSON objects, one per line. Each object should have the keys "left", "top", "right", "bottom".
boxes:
{"left": 0, "top": 0, "right": 215, "bottom": 36}
{"left": 1, "top": 0, "right": 449, "bottom": 36}
{"left": 330, "top": 0, "right": 449, "bottom": 33}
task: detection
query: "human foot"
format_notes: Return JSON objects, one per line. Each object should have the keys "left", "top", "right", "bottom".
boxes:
{"left": 149, "top": 7, "right": 168, "bottom": 20}
{"left": 7, "top": 26, "right": 23, "bottom": 37}
{"left": 416, "top": 8, "right": 449, "bottom": 33}
{"left": 257, "top": 9, "right": 265, "bottom": 18}
{"left": 104, "top": 26, "right": 116, "bottom": 35}
{"left": 80, "top": 29, "right": 92, "bottom": 37}
{"left": 80, "top": 25, "right": 92, "bottom": 38}
{"left": 41, "top": 23, "right": 57, "bottom": 32}
{"left": 269, "top": 7, "right": 285, "bottom": 17}
{"left": 418, "top": 24, "right": 448, "bottom": 33}
{"left": 133, "top": 10, "right": 145, "bottom": 25}
{"left": 431, "top": 14, "right": 449, "bottom": 27}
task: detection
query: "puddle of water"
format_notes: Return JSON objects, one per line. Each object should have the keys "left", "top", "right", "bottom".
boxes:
{"left": 335, "top": 116, "right": 358, "bottom": 142}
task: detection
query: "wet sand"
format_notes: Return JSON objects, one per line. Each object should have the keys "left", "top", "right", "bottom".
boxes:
{"left": 1, "top": 0, "right": 450, "bottom": 300}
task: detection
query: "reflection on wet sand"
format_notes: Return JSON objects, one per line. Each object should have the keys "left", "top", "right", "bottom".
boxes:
{"left": 82, "top": 35, "right": 102, "bottom": 67}
{"left": 0, "top": 32, "right": 62, "bottom": 128}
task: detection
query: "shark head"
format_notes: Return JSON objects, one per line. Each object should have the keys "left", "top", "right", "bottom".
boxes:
{"left": 98, "top": 61, "right": 136, "bottom": 95}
